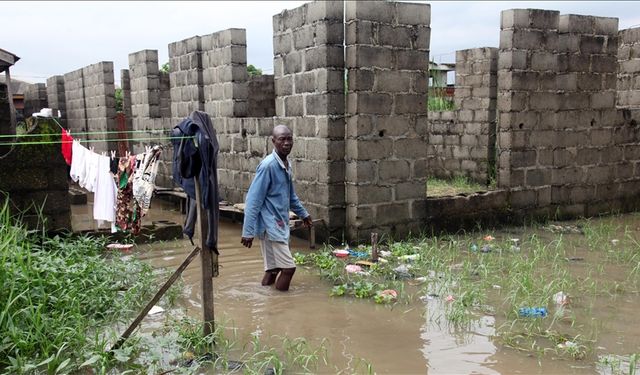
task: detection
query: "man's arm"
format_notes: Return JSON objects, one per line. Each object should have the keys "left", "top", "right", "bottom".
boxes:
{"left": 241, "top": 163, "right": 271, "bottom": 247}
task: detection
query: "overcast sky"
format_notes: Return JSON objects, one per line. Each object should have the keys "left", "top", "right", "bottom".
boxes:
{"left": 3, "top": 1, "right": 640, "bottom": 85}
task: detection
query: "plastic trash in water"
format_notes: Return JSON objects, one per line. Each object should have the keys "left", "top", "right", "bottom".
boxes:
{"left": 553, "top": 291, "right": 570, "bottom": 306}
{"left": 399, "top": 254, "right": 420, "bottom": 262}
{"left": 518, "top": 307, "right": 547, "bottom": 317}
{"left": 148, "top": 305, "right": 165, "bottom": 315}
{"left": 348, "top": 249, "right": 368, "bottom": 258}
{"left": 393, "top": 264, "right": 412, "bottom": 279}
{"left": 345, "top": 264, "right": 363, "bottom": 273}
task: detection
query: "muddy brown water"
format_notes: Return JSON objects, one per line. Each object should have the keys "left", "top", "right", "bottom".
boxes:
{"left": 73, "top": 198, "right": 640, "bottom": 374}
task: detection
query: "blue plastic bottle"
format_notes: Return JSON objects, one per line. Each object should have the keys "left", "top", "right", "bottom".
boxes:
{"left": 518, "top": 307, "right": 547, "bottom": 317}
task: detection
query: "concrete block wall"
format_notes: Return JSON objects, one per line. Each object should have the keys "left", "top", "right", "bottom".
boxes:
{"left": 127, "top": 50, "right": 173, "bottom": 186}
{"left": 497, "top": 9, "right": 634, "bottom": 217}
{"left": 169, "top": 36, "right": 204, "bottom": 124}
{"left": 272, "top": 1, "right": 346, "bottom": 240}
{"left": 63, "top": 68, "right": 87, "bottom": 134}
{"left": 345, "top": 0, "right": 431, "bottom": 241}
{"left": 46, "top": 75, "right": 66, "bottom": 125}
{"left": 0, "top": 115, "right": 71, "bottom": 231}
{"left": 23, "top": 83, "right": 49, "bottom": 118}
{"left": 427, "top": 47, "right": 498, "bottom": 184}
{"left": 247, "top": 74, "right": 276, "bottom": 117}
{"left": 217, "top": 117, "right": 275, "bottom": 204}
{"left": 120, "top": 69, "right": 133, "bottom": 118}
{"left": 129, "top": 50, "right": 160, "bottom": 120}
{"left": 202, "top": 28, "right": 248, "bottom": 117}
{"left": 159, "top": 71, "right": 171, "bottom": 118}
{"left": 81, "top": 62, "right": 117, "bottom": 152}
{"left": 618, "top": 27, "right": 640, "bottom": 107}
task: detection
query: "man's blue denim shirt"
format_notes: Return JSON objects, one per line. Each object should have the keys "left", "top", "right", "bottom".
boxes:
{"left": 242, "top": 150, "right": 309, "bottom": 243}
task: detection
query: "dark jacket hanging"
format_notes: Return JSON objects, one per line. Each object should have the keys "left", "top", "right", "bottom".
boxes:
{"left": 171, "top": 111, "right": 220, "bottom": 252}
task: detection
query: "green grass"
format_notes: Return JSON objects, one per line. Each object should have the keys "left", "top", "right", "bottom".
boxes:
{"left": 427, "top": 95, "right": 455, "bottom": 111}
{"left": 0, "top": 198, "right": 156, "bottom": 374}
{"left": 0, "top": 196, "right": 330, "bottom": 374}
{"left": 427, "top": 176, "right": 489, "bottom": 196}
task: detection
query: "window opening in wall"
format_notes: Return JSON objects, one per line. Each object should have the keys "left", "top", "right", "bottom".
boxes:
{"left": 426, "top": 175, "right": 490, "bottom": 197}
{"left": 428, "top": 61, "right": 455, "bottom": 111}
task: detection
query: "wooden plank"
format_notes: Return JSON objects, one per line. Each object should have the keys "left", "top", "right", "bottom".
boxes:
{"left": 195, "top": 175, "right": 215, "bottom": 337}
{"left": 110, "top": 245, "right": 201, "bottom": 352}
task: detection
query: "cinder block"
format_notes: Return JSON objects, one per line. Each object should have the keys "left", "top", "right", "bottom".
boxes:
{"left": 306, "top": 93, "right": 344, "bottom": 115}
{"left": 294, "top": 71, "right": 316, "bottom": 93}
{"left": 580, "top": 35, "right": 606, "bottom": 54}
{"left": 395, "top": 49, "right": 428, "bottom": 70}
{"left": 559, "top": 14, "right": 594, "bottom": 34}
{"left": 396, "top": 2, "right": 430, "bottom": 26}
{"left": 590, "top": 91, "right": 615, "bottom": 109}
{"left": 305, "top": 45, "right": 344, "bottom": 71}
{"left": 345, "top": 0, "right": 395, "bottom": 23}
{"left": 374, "top": 70, "right": 411, "bottom": 92}
{"left": 273, "top": 32, "right": 292, "bottom": 55}
{"left": 394, "top": 138, "right": 427, "bottom": 158}
{"left": 378, "top": 24, "right": 412, "bottom": 48}
{"left": 284, "top": 95, "right": 304, "bottom": 116}
{"left": 294, "top": 24, "right": 315, "bottom": 49}
{"left": 307, "top": 0, "right": 343, "bottom": 23}
{"left": 284, "top": 51, "right": 302, "bottom": 74}
{"left": 500, "top": 9, "right": 531, "bottom": 29}
{"left": 395, "top": 94, "right": 426, "bottom": 114}
{"left": 531, "top": 51, "right": 558, "bottom": 71}
{"left": 353, "top": 92, "right": 392, "bottom": 114}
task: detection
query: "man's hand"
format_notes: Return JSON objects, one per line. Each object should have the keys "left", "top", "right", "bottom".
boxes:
{"left": 303, "top": 215, "right": 313, "bottom": 228}
{"left": 241, "top": 237, "right": 254, "bottom": 248}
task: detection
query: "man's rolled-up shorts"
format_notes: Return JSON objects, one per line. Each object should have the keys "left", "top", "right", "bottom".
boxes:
{"left": 259, "top": 238, "right": 296, "bottom": 271}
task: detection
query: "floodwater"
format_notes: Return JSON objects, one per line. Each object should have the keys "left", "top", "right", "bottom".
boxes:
{"left": 73, "top": 198, "right": 640, "bottom": 374}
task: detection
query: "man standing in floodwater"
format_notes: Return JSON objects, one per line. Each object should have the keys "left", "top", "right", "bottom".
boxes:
{"left": 241, "top": 125, "right": 313, "bottom": 291}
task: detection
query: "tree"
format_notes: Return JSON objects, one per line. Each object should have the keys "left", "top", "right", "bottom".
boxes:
{"left": 160, "top": 62, "right": 170, "bottom": 73}
{"left": 115, "top": 88, "right": 123, "bottom": 113}
{"left": 247, "top": 64, "right": 262, "bottom": 77}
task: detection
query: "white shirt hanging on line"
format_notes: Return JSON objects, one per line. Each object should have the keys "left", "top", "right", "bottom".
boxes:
{"left": 93, "top": 154, "right": 117, "bottom": 225}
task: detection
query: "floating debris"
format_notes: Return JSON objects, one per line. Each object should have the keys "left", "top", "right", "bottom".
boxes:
{"left": 147, "top": 305, "right": 165, "bottom": 315}
{"left": 545, "top": 224, "right": 584, "bottom": 234}
{"left": 553, "top": 291, "right": 570, "bottom": 306}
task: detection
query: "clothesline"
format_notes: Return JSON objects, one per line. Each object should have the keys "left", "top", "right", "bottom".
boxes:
{"left": 0, "top": 129, "right": 175, "bottom": 138}
{"left": 0, "top": 136, "right": 193, "bottom": 147}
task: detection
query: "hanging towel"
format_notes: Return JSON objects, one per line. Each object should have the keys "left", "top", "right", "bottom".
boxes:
{"left": 61, "top": 129, "right": 73, "bottom": 166}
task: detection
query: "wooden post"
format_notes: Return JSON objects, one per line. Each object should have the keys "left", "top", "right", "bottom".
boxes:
{"left": 111, "top": 245, "right": 201, "bottom": 352}
{"left": 371, "top": 232, "right": 378, "bottom": 262}
{"left": 4, "top": 70, "right": 16, "bottom": 135}
{"left": 195, "top": 175, "right": 215, "bottom": 337}
{"left": 309, "top": 225, "right": 315, "bottom": 249}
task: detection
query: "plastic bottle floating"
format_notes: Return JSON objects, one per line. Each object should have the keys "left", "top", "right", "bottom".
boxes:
{"left": 519, "top": 307, "right": 547, "bottom": 317}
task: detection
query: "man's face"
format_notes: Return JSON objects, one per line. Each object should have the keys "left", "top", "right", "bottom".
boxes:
{"left": 272, "top": 128, "right": 293, "bottom": 157}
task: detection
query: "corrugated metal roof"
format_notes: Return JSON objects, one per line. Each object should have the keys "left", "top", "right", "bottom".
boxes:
{"left": 0, "top": 48, "right": 20, "bottom": 73}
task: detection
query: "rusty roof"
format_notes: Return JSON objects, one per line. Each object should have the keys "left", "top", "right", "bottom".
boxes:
{"left": 0, "top": 48, "right": 20, "bottom": 73}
